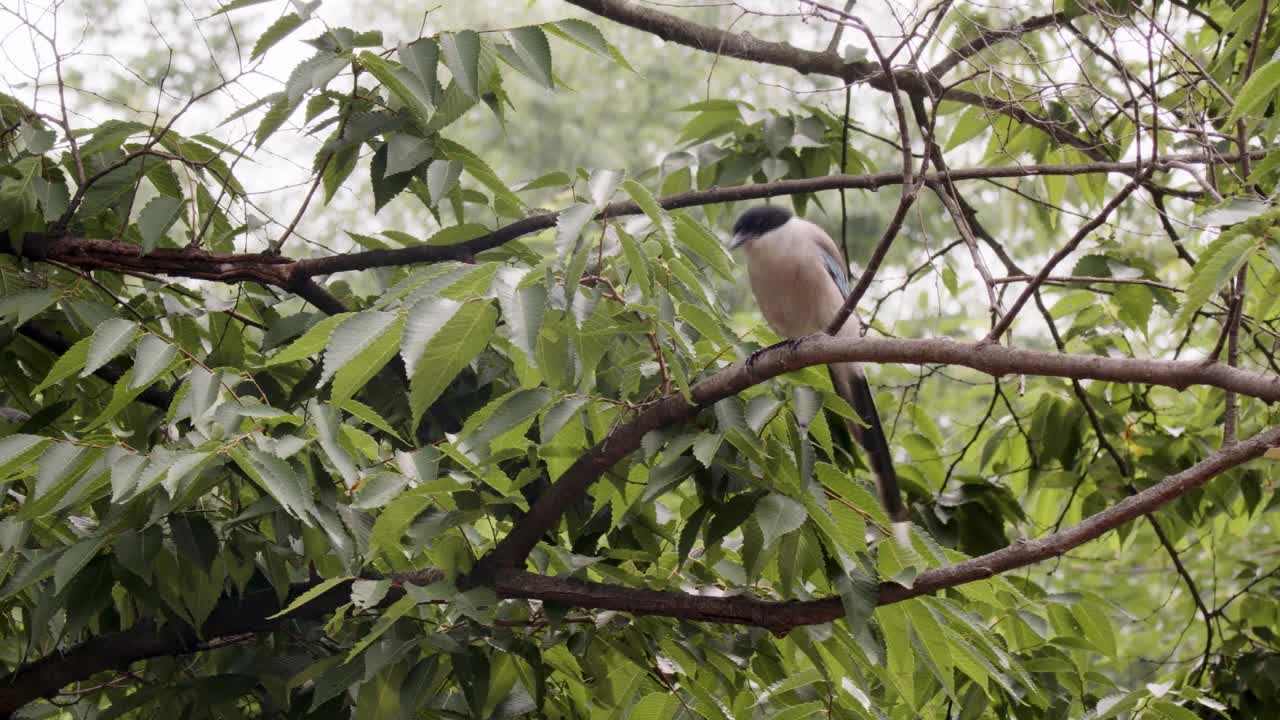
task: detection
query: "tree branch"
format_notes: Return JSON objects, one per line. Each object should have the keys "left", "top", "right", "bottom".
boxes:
{"left": 4, "top": 418, "right": 1274, "bottom": 713}
{"left": 478, "top": 332, "right": 1280, "bottom": 571}
{"left": 12, "top": 152, "right": 1256, "bottom": 289}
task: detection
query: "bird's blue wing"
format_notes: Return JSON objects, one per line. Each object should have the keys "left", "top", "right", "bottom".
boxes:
{"left": 818, "top": 246, "right": 850, "bottom": 298}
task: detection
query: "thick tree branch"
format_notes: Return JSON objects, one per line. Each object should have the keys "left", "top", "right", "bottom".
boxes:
{"left": 5, "top": 418, "right": 1273, "bottom": 714}
{"left": 478, "top": 333, "right": 1280, "bottom": 571}
{"left": 10, "top": 152, "right": 1256, "bottom": 289}
{"left": 498, "top": 411, "right": 1276, "bottom": 626}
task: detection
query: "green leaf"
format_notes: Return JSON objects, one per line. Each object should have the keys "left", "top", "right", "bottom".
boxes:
{"left": 370, "top": 144, "right": 411, "bottom": 212}
{"left": 0, "top": 435, "right": 51, "bottom": 480}
{"left": 0, "top": 288, "right": 57, "bottom": 327}
{"left": 368, "top": 484, "right": 434, "bottom": 559}
{"left": 673, "top": 214, "right": 733, "bottom": 280}
{"left": 347, "top": 594, "right": 418, "bottom": 661}
{"left": 507, "top": 26, "right": 554, "bottom": 89}
{"left": 251, "top": 13, "right": 304, "bottom": 61}
{"left": 137, "top": 195, "right": 184, "bottom": 252}
{"left": 946, "top": 106, "right": 990, "bottom": 151}
{"left": 1229, "top": 57, "right": 1280, "bottom": 122}
{"left": 255, "top": 95, "right": 301, "bottom": 148}
{"left": 1175, "top": 232, "right": 1258, "bottom": 327}
{"left": 54, "top": 535, "right": 107, "bottom": 593}
{"left": 555, "top": 202, "right": 596, "bottom": 256}
{"left": 408, "top": 301, "right": 497, "bottom": 426}
{"left": 906, "top": 600, "right": 955, "bottom": 695}
{"left": 755, "top": 494, "right": 806, "bottom": 546}
{"left": 330, "top": 314, "right": 404, "bottom": 407}
{"left": 425, "top": 159, "right": 463, "bottom": 205}
{"left": 436, "top": 138, "right": 523, "bottom": 212}
{"left": 545, "top": 19, "right": 610, "bottom": 56}
{"left": 399, "top": 38, "right": 439, "bottom": 91}
{"left": 622, "top": 179, "right": 672, "bottom": 246}
{"left": 209, "top": 0, "right": 272, "bottom": 16}
{"left": 130, "top": 334, "right": 178, "bottom": 390}
{"left": 321, "top": 311, "right": 401, "bottom": 387}
{"left": 32, "top": 336, "right": 90, "bottom": 393}
{"left": 439, "top": 31, "right": 482, "bottom": 100}
{"left": 82, "top": 319, "right": 138, "bottom": 378}
{"left": 265, "top": 312, "right": 351, "bottom": 366}
{"left": 236, "top": 449, "right": 315, "bottom": 522}
{"left": 357, "top": 52, "right": 433, "bottom": 129}
{"left": 384, "top": 133, "right": 434, "bottom": 177}
{"left": 268, "top": 575, "right": 353, "bottom": 619}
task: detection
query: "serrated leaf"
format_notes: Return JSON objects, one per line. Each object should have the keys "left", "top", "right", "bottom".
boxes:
{"left": 440, "top": 31, "right": 481, "bottom": 100}
{"left": 426, "top": 159, "right": 463, "bottom": 205}
{"left": 507, "top": 26, "right": 553, "bottom": 89}
{"left": 340, "top": 398, "right": 403, "bottom": 442}
{"left": 496, "top": 269, "right": 545, "bottom": 367}
{"left": 54, "top": 535, "right": 107, "bottom": 594}
{"left": 0, "top": 435, "right": 51, "bottom": 480}
{"left": 0, "top": 288, "right": 57, "bottom": 327}
{"left": 251, "top": 13, "right": 304, "bottom": 61}
{"left": 357, "top": 52, "right": 433, "bottom": 129}
{"left": 555, "top": 202, "right": 596, "bottom": 256}
{"left": 330, "top": 314, "right": 404, "bottom": 407}
{"left": 408, "top": 301, "right": 497, "bottom": 426}
{"left": 384, "top": 133, "right": 434, "bottom": 177}
{"left": 399, "top": 38, "right": 439, "bottom": 91}
{"left": 81, "top": 319, "right": 138, "bottom": 378}
{"left": 546, "top": 19, "right": 610, "bottom": 56}
{"left": 673, "top": 214, "right": 733, "bottom": 280}
{"left": 320, "top": 311, "right": 400, "bottom": 387}
{"left": 368, "top": 484, "right": 433, "bottom": 559}
{"left": 238, "top": 449, "right": 315, "bottom": 522}
{"left": 32, "top": 336, "right": 90, "bottom": 393}
{"left": 130, "top": 334, "right": 177, "bottom": 390}
{"left": 265, "top": 312, "right": 351, "bottom": 366}
{"left": 137, "top": 195, "right": 184, "bottom": 252}
{"left": 268, "top": 575, "right": 353, "bottom": 619}
{"left": 1229, "top": 57, "right": 1280, "bottom": 123}
{"left": 588, "top": 168, "right": 624, "bottom": 208}
{"left": 347, "top": 593, "right": 417, "bottom": 661}
{"left": 210, "top": 0, "right": 272, "bottom": 16}
{"left": 1175, "top": 233, "right": 1257, "bottom": 327}
{"left": 755, "top": 494, "right": 806, "bottom": 546}
{"left": 255, "top": 96, "right": 301, "bottom": 147}
{"left": 623, "top": 179, "right": 672, "bottom": 246}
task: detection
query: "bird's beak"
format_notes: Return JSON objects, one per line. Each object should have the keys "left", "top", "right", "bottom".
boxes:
{"left": 729, "top": 233, "right": 746, "bottom": 250}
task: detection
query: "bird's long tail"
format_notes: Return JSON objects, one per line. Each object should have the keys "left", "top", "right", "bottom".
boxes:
{"left": 829, "top": 362, "right": 910, "bottom": 546}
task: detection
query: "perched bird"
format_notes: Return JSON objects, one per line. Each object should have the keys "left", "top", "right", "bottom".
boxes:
{"left": 730, "top": 205, "right": 909, "bottom": 545}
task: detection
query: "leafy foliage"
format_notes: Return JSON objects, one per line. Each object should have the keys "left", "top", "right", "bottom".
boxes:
{"left": 0, "top": 0, "right": 1279, "bottom": 719}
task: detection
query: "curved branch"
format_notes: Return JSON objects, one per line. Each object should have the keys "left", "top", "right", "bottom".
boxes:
{"left": 478, "top": 332, "right": 1280, "bottom": 570}
{"left": 13, "top": 151, "right": 1259, "bottom": 287}
{"left": 498, "top": 412, "right": 1277, "bottom": 629}
{"left": 565, "top": 0, "right": 1101, "bottom": 155}
{"left": 4, "top": 417, "right": 1273, "bottom": 713}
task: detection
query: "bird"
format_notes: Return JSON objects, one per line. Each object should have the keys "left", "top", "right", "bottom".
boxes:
{"left": 730, "top": 205, "right": 910, "bottom": 546}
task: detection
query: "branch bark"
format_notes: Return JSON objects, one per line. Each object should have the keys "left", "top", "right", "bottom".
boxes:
{"left": 10, "top": 152, "right": 1255, "bottom": 290}
{"left": 478, "top": 332, "right": 1280, "bottom": 571}
{"left": 4, "top": 417, "right": 1274, "bottom": 714}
